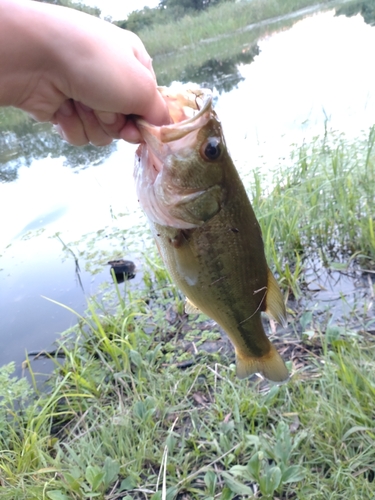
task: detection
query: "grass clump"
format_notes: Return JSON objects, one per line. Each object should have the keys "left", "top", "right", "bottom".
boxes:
{"left": 247, "top": 127, "right": 375, "bottom": 293}
{"left": 142, "top": 0, "right": 344, "bottom": 85}
{"left": 0, "top": 253, "right": 375, "bottom": 498}
{"left": 141, "top": 0, "right": 335, "bottom": 58}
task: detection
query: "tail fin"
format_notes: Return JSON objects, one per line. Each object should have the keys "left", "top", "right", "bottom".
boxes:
{"left": 235, "top": 344, "right": 289, "bottom": 382}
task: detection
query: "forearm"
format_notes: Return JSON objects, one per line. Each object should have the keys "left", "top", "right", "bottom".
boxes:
{"left": 0, "top": 1, "right": 155, "bottom": 112}
{"left": 0, "top": 0, "right": 53, "bottom": 107}
{"left": 0, "top": 0, "right": 100, "bottom": 115}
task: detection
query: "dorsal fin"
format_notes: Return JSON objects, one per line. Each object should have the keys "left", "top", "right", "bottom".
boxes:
{"left": 265, "top": 268, "right": 287, "bottom": 327}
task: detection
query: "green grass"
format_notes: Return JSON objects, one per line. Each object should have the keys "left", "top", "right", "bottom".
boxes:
{"left": 144, "top": 0, "right": 362, "bottom": 86}
{"left": 145, "top": 0, "right": 334, "bottom": 85}
{"left": 141, "top": 0, "right": 335, "bottom": 58}
{"left": 0, "top": 107, "right": 30, "bottom": 132}
{"left": 247, "top": 128, "right": 375, "bottom": 294}
{"left": 0, "top": 265, "right": 374, "bottom": 498}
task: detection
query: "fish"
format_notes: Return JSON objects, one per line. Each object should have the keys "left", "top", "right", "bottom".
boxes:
{"left": 134, "top": 87, "right": 289, "bottom": 382}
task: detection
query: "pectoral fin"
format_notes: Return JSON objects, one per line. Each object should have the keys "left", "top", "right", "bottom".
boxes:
{"left": 236, "top": 344, "right": 289, "bottom": 382}
{"left": 265, "top": 268, "right": 287, "bottom": 327}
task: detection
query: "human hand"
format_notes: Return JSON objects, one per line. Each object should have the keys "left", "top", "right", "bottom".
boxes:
{"left": 0, "top": 0, "right": 170, "bottom": 145}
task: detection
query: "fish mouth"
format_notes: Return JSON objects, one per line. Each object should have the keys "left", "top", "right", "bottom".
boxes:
{"left": 135, "top": 87, "right": 213, "bottom": 170}
{"left": 134, "top": 87, "right": 216, "bottom": 229}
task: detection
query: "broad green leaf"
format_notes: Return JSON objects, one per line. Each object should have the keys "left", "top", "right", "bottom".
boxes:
{"left": 47, "top": 491, "right": 70, "bottom": 500}
{"left": 247, "top": 451, "right": 262, "bottom": 480}
{"left": 63, "top": 472, "right": 82, "bottom": 492}
{"left": 166, "top": 485, "right": 178, "bottom": 500}
{"left": 263, "top": 385, "right": 280, "bottom": 404}
{"left": 245, "top": 435, "right": 260, "bottom": 448}
{"left": 103, "top": 457, "right": 120, "bottom": 487}
{"left": 259, "top": 466, "right": 282, "bottom": 495}
{"left": 85, "top": 465, "right": 105, "bottom": 491}
{"left": 219, "top": 486, "right": 234, "bottom": 500}
{"left": 300, "top": 311, "right": 313, "bottom": 330}
{"left": 120, "top": 476, "right": 138, "bottom": 491}
{"left": 130, "top": 349, "right": 143, "bottom": 367}
{"left": 221, "top": 471, "right": 254, "bottom": 495}
{"left": 229, "top": 465, "right": 248, "bottom": 477}
{"left": 204, "top": 470, "right": 217, "bottom": 494}
{"left": 326, "top": 325, "right": 344, "bottom": 342}
{"left": 282, "top": 465, "right": 306, "bottom": 483}
{"left": 166, "top": 433, "right": 176, "bottom": 454}
{"left": 274, "top": 421, "right": 292, "bottom": 463}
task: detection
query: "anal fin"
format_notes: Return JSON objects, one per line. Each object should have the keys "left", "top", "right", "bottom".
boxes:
{"left": 185, "top": 297, "right": 201, "bottom": 315}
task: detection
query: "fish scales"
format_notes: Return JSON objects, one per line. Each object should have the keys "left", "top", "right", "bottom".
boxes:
{"left": 153, "top": 175, "right": 269, "bottom": 356}
{"left": 135, "top": 87, "right": 289, "bottom": 382}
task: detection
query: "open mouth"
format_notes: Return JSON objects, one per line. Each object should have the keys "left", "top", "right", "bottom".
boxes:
{"left": 135, "top": 88, "right": 213, "bottom": 172}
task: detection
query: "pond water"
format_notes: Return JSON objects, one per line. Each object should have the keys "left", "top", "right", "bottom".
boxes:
{"left": 1, "top": 2, "right": 375, "bottom": 374}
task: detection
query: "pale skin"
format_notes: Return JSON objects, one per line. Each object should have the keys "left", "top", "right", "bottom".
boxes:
{"left": 0, "top": 0, "right": 170, "bottom": 146}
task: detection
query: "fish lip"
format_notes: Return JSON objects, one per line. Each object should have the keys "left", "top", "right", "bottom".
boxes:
{"left": 135, "top": 87, "right": 213, "bottom": 144}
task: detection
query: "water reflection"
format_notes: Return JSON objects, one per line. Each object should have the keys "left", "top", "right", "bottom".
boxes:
{"left": 0, "top": 118, "right": 115, "bottom": 182}
{"left": 154, "top": 0, "right": 374, "bottom": 91}
{"left": 180, "top": 44, "right": 259, "bottom": 94}
{"left": 336, "top": 0, "right": 375, "bottom": 25}
{"left": 1, "top": 0, "right": 371, "bottom": 186}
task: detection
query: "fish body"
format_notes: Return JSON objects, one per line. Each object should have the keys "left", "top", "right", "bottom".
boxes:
{"left": 134, "top": 87, "right": 288, "bottom": 382}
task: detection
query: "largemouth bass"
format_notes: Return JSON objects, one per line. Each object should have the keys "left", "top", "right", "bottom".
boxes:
{"left": 134, "top": 87, "right": 289, "bottom": 382}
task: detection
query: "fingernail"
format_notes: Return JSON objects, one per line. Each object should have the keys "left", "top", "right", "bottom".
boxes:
{"left": 53, "top": 124, "right": 62, "bottom": 135}
{"left": 53, "top": 124, "right": 66, "bottom": 141}
{"left": 96, "top": 111, "right": 118, "bottom": 125}
{"left": 59, "top": 100, "right": 73, "bottom": 117}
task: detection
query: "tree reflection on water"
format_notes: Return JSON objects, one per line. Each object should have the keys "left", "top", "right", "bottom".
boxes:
{"left": 0, "top": 117, "right": 115, "bottom": 183}
{"left": 1, "top": 0, "right": 374, "bottom": 184}
{"left": 179, "top": 44, "right": 259, "bottom": 94}
{"left": 336, "top": 0, "right": 375, "bottom": 26}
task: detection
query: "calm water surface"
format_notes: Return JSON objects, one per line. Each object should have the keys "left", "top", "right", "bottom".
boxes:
{"left": 1, "top": 6, "right": 375, "bottom": 372}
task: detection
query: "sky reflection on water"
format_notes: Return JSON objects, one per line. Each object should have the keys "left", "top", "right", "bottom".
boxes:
{"left": 216, "top": 11, "right": 375, "bottom": 171}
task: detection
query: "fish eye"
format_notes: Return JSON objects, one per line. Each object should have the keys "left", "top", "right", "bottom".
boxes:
{"left": 200, "top": 137, "right": 222, "bottom": 161}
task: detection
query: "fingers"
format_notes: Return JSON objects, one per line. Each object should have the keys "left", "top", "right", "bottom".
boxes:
{"left": 129, "top": 32, "right": 157, "bottom": 82}
{"left": 141, "top": 86, "right": 171, "bottom": 127}
{"left": 53, "top": 99, "right": 88, "bottom": 146}
{"left": 94, "top": 109, "right": 127, "bottom": 138}
{"left": 53, "top": 99, "right": 129, "bottom": 146}
{"left": 74, "top": 102, "right": 128, "bottom": 146}
{"left": 49, "top": 30, "right": 170, "bottom": 146}
{"left": 118, "top": 118, "right": 143, "bottom": 144}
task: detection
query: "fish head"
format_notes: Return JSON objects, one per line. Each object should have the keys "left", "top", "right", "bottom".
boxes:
{"left": 135, "top": 87, "right": 230, "bottom": 229}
